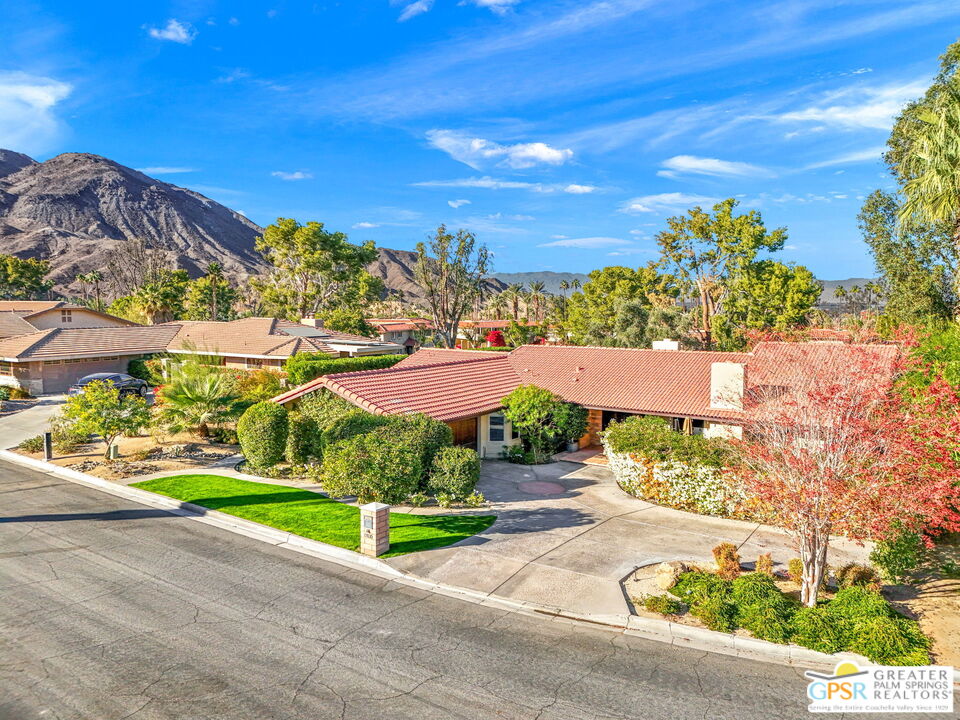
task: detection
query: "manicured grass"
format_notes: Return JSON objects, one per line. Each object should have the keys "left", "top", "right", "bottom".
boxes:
{"left": 131, "top": 474, "right": 496, "bottom": 557}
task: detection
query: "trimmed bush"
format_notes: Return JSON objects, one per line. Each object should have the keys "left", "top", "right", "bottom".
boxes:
{"left": 690, "top": 595, "right": 736, "bottom": 632}
{"left": 730, "top": 573, "right": 796, "bottom": 643}
{"left": 320, "top": 409, "right": 391, "bottom": 452}
{"left": 834, "top": 563, "right": 881, "bottom": 589}
{"left": 870, "top": 528, "right": 924, "bottom": 584}
{"left": 825, "top": 586, "right": 896, "bottom": 621}
{"left": 285, "top": 412, "right": 319, "bottom": 464}
{"left": 641, "top": 594, "right": 684, "bottom": 615}
{"left": 394, "top": 413, "right": 453, "bottom": 483}
{"left": 285, "top": 353, "right": 405, "bottom": 385}
{"left": 237, "top": 401, "right": 289, "bottom": 469}
{"left": 669, "top": 571, "right": 730, "bottom": 604}
{"left": 756, "top": 552, "right": 774, "bottom": 577}
{"left": 320, "top": 425, "right": 423, "bottom": 503}
{"left": 602, "top": 415, "right": 732, "bottom": 467}
{"left": 787, "top": 557, "right": 804, "bottom": 585}
{"left": 429, "top": 446, "right": 480, "bottom": 499}
{"left": 791, "top": 606, "right": 848, "bottom": 654}
{"left": 128, "top": 356, "right": 164, "bottom": 385}
{"left": 713, "top": 542, "right": 741, "bottom": 580}
{"left": 18, "top": 435, "right": 44, "bottom": 453}
{"left": 0, "top": 386, "right": 10, "bottom": 402}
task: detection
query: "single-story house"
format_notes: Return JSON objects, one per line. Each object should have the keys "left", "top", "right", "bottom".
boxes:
{"left": 165, "top": 317, "right": 405, "bottom": 370}
{"left": 0, "top": 301, "right": 176, "bottom": 394}
{"left": 272, "top": 341, "right": 899, "bottom": 458}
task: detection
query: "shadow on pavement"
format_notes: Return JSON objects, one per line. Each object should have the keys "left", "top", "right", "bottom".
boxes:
{"left": 0, "top": 508, "right": 173, "bottom": 523}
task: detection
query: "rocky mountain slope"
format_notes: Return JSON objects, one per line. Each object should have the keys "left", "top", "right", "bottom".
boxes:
{"left": 0, "top": 150, "right": 266, "bottom": 293}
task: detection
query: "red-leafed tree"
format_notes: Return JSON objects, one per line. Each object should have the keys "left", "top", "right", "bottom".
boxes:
{"left": 486, "top": 329, "right": 506, "bottom": 347}
{"left": 734, "top": 343, "right": 960, "bottom": 606}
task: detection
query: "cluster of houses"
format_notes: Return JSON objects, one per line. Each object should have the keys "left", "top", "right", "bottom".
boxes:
{"left": 0, "top": 300, "right": 895, "bottom": 459}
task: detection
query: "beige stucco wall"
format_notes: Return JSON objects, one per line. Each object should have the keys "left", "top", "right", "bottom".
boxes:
{"left": 477, "top": 411, "right": 521, "bottom": 459}
{"left": 704, "top": 422, "right": 743, "bottom": 440}
{"left": 27, "top": 308, "right": 131, "bottom": 330}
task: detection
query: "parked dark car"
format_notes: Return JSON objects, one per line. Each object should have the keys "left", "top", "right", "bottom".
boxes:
{"left": 67, "top": 373, "right": 149, "bottom": 397}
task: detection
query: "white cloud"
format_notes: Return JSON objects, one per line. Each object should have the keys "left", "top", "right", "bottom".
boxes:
{"left": 426, "top": 129, "right": 572, "bottom": 170}
{"left": 353, "top": 222, "right": 380, "bottom": 229}
{"left": 771, "top": 79, "right": 928, "bottom": 130}
{"left": 564, "top": 183, "right": 597, "bottom": 194}
{"left": 538, "top": 236, "right": 630, "bottom": 249}
{"left": 607, "top": 247, "right": 653, "bottom": 256}
{"left": 804, "top": 146, "right": 885, "bottom": 169}
{"left": 465, "top": 0, "right": 521, "bottom": 14}
{"left": 447, "top": 198, "right": 471, "bottom": 208}
{"left": 398, "top": 0, "right": 434, "bottom": 21}
{"left": 216, "top": 68, "right": 251, "bottom": 84}
{"left": 271, "top": 170, "right": 313, "bottom": 181}
{"left": 0, "top": 71, "right": 72, "bottom": 155}
{"left": 415, "top": 176, "right": 596, "bottom": 193}
{"left": 658, "top": 155, "right": 771, "bottom": 179}
{"left": 550, "top": 234, "right": 568, "bottom": 239}
{"left": 621, "top": 192, "right": 719, "bottom": 214}
{"left": 138, "top": 166, "right": 197, "bottom": 175}
{"left": 147, "top": 18, "right": 197, "bottom": 44}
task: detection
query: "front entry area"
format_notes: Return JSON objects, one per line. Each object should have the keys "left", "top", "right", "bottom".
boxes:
{"left": 448, "top": 417, "right": 478, "bottom": 450}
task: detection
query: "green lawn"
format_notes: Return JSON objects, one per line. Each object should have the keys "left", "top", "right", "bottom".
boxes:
{"left": 131, "top": 474, "right": 496, "bottom": 557}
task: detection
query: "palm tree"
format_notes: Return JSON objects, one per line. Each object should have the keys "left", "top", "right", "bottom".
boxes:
{"left": 136, "top": 282, "right": 177, "bottom": 324}
{"left": 487, "top": 292, "right": 508, "bottom": 319}
{"left": 899, "top": 92, "right": 960, "bottom": 307}
{"left": 76, "top": 273, "right": 90, "bottom": 303}
{"left": 558, "top": 279, "right": 570, "bottom": 321}
{"left": 206, "top": 262, "right": 224, "bottom": 321}
{"left": 528, "top": 280, "right": 547, "bottom": 322}
{"left": 157, "top": 365, "right": 239, "bottom": 438}
{"left": 505, "top": 283, "right": 525, "bottom": 321}
{"left": 87, "top": 270, "right": 104, "bottom": 311}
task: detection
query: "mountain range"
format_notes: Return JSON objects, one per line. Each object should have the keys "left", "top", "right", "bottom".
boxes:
{"left": 0, "top": 148, "right": 869, "bottom": 306}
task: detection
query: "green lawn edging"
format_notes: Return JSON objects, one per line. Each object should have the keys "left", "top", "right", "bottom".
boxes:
{"left": 131, "top": 474, "right": 496, "bottom": 558}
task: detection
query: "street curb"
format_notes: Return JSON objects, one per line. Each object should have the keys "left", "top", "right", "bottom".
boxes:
{"left": 3, "top": 449, "right": 957, "bottom": 683}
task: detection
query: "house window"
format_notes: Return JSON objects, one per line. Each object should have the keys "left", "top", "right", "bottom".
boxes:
{"left": 489, "top": 413, "right": 505, "bottom": 442}
{"left": 43, "top": 360, "right": 62, "bottom": 365}
{"left": 0, "top": 362, "right": 12, "bottom": 376}
{"left": 245, "top": 358, "right": 265, "bottom": 369}
{"left": 61, "top": 309, "right": 72, "bottom": 323}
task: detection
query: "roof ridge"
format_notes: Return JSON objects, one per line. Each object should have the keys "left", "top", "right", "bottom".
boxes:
{"left": 329, "top": 354, "right": 504, "bottom": 379}
{"left": 511, "top": 344, "right": 752, "bottom": 357}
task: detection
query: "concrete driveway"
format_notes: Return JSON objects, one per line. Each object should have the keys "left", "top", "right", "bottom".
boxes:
{"left": 387, "top": 460, "right": 869, "bottom": 616}
{"left": 0, "top": 395, "right": 66, "bottom": 449}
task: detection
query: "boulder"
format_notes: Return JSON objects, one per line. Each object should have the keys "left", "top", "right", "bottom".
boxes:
{"left": 654, "top": 561, "right": 688, "bottom": 590}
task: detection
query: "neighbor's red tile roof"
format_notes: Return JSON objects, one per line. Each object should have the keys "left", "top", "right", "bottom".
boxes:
{"left": 0, "top": 326, "right": 180, "bottom": 361}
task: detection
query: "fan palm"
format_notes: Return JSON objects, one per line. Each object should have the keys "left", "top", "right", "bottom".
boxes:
{"left": 527, "top": 281, "right": 547, "bottom": 321}
{"left": 899, "top": 92, "right": 960, "bottom": 304}
{"left": 158, "top": 367, "right": 240, "bottom": 438}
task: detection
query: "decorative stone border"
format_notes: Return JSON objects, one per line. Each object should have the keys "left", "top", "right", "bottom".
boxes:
{"left": 2, "top": 448, "right": 956, "bottom": 683}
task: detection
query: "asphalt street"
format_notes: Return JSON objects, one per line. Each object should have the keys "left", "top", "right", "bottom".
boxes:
{"left": 0, "top": 460, "right": 943, "bottom": 719}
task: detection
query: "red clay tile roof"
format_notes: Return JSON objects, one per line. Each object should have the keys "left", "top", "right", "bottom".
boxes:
{"left": 367, "top": 318, "right": 433, "bottom": 332}
{"left": 395, "top": 348, "right": 501, "bottom": 367}
{"left": 508, "top": 345, "right": 750, "bottom": 421}
{"left": 0, "top": 326, "right": 180, "bottom": 361}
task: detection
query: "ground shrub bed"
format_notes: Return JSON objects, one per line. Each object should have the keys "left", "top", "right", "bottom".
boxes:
{"left": 284, "top": 353, "right": 406, "bottom": 385}
{"left": 665, "top": 571, "right": 929, "bottom": 665}
{"left": 131, "top": 474, "right": 496, "bottom": 557}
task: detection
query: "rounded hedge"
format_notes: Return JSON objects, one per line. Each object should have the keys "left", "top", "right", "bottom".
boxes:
{"left": 237, "top": 401, "right": 289, "bottom": 469}
{"left": 320, "top": 425, "right": 423, "bottom": 504}
{"left": 285, "top": 412, "right": 320, "bottom": 464}
{"left": 429, "top": 446, "right": 481, "bottom": 499}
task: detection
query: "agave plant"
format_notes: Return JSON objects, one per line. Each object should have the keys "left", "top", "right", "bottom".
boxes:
{"left": 157, "top": 363, "right": 240, "bottom": 438}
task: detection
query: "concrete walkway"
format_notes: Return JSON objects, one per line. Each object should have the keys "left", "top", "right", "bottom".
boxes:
{"left": 0, "top": 394, "right": 66, "bottom": 449}
{"left": 386, "top": 460, "right": 870, "bottom": 616}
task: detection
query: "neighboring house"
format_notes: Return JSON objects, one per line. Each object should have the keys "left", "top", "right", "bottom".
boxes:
{"left": 165, "top": 317, "right": 404, "bottom": 370}
{"left": 0, "top": 301, "right": 174, "bottom": 394}
{"left": 456, "top": 319, "right": 552, "bottom": 348}
{"left": 366, "top": 318, "right": 433, "bottom": 354}
{"left": 273, "top": 341, "right": 898, "bottom": 458}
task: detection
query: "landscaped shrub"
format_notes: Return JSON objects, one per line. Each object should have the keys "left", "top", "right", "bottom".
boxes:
{"left": 501, "top": 385, "right": 587, "bottom": 462}
{"left": 0, "top": 386, "right": 10, "bottom": 403}
{"left": 237, "top": 401, "right": 289, "bottom": 469}
{"left": 669, "top": 571, "right": 730, "bottom": 604}
{"left": 428, "top": 446, "right": 480, "bottom": 499}
{"left": 464, "top": 490, "right": 486, "bottom": 507}
{"left": 730, "top": 573, "right": 797, "bottom": 643}
{"left": 713, "top": 542, "right": 741, "bottom": 580}
{"left": 825, "top": 586, "right": 896, "bottom": 621}
{"left": 602, "top": 415, "right": 732, "bottom": 466}
{"left": 690, "top": 594, "right": 736, "bottom": 632}
{"left": 848, "top": 616, "right": 930, "bottom": 666}
{"left": 284, "top": 353, "right": 405, "bottom": 385}
{"left": 552, "top": 402, "right": 588, "bottom": 446}
{"left": 393, "top": 412, "right": 453, "bottom": 482}
{"left": 320, "top": 409, "right": 391, "bottom": 453}
{"left": 791, "top": 606, "right": 848, "bottom": 654}
{"left": 285, "top": 412, "right": 319, "bottom": 464}
{"left": 870, "top": 528, "right": 924, "bottom": 583}
{"left": 234, "top": 369, "right": 286, "bottom": 407}
{"left": 756, "top": 552, "right": 774, "bottom": 576}
{"left": 641, "top": 594, "right": 684, "bottom": 615}
{"left": 50, "top": 412, "right": 90, "bottom": 453}
{"left": 18, "top": 435, "right": 44, "bottom": 453}
{"left": 128, "top": 356, "right": 164, "bottom": 386}
{"left": 787, "top": 558, "right": 804, "bottom": 584}
{"left": 320, "top": 425, "right": 423, "bottom": 503}
{"left": 834, "top": 563, "right": 881, "bottom": 589}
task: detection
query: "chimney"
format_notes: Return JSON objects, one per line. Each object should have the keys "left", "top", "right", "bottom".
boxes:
{"left": 300, "top": 317, "right": 324, "bottom": 329}
{"left": 652, "top": 339, "right": 680, "bottom": 351}
{"left": 710, "top": 362, "right": 745, "bottom": 411}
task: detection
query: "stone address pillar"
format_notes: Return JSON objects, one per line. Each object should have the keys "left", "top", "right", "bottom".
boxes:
{"left": 359, "top": 502, "right": 390, "bottom": 557}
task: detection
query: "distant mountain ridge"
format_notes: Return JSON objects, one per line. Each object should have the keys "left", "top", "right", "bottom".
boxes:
{"left": 492, "top": 271, "right": 590, "bottom": 295}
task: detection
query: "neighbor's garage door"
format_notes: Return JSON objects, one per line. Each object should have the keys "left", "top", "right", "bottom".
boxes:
{"left": 40, "top": 356, "right": 131, "bottom": 393}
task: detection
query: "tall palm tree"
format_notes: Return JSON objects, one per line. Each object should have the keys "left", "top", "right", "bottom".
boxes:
{"left": 527, "top": 280, "right": 547, "bottom": 322}
{"left": 505, "top": 283, "right": 525, "bottom": 321}
{"left": 487, "top": 292, "right": 508, "bottom": 319}
{"left": 87, "top": 270, "right": 104, "bottom": 311}
{"left": 76, "top": 273, "right": 90, "bottom": 303}
{"left": 206, "top": 262, "right": 224, "bottom": 320}
{"left": 558, "top": 279, "right": 570, "bottom": 321}
{"left": 899, "top": 93, "right": 960, "bottom": 307}
{"left": 136, "top": 283, "right": 177, "bottom": 324}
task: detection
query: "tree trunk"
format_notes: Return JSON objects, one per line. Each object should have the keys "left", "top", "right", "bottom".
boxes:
{"left": 799, "top": 529, "right": 829, "bottom": 607}
{"left": 698, "top": 281, "right": 713, "bottom": 349}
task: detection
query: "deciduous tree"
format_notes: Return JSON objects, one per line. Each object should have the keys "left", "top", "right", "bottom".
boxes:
{"left": 0, "top": 254, "right": 52, "bottom": 300}
{"left": 62, "top": 380, "right": 151, "bottom": 457}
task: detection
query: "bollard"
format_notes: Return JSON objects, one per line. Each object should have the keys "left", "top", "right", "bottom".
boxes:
{"left": 107, "top": 443, "right": 119, "bottom": 461}
{"left": 43, "top": 432, "right": 52, "bottom": 461}
{"left": 359, "top": 502, "right": 390, "bottom": 557}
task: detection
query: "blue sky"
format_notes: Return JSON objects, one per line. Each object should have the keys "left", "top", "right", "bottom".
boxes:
{"left": 1, "top": 1, "right": 957, "bottom": 279}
